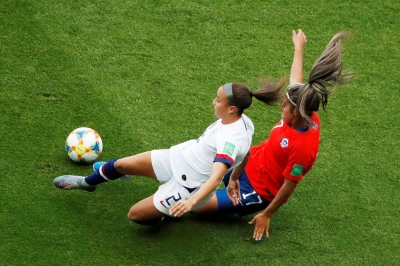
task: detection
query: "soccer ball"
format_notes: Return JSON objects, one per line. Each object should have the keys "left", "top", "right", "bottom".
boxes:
{"left": 65, "top": 127, "right": 103, "bottom": 163}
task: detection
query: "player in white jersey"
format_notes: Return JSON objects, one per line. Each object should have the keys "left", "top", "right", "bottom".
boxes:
{"left": 170, "top": 114, "right": 253, "bottom": 189}
{"left": 54, "top": 81, "right": 284, "bottom": 225}
{"left": 153, "top": 113, "right": 254, "bottom": 217}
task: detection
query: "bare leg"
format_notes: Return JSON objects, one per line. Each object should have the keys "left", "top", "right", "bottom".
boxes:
{"left": 127, "top": 195, "right": 166, "bottom": 225}
{"left": 115, "top": 151, "right": 157, "bottom": 179}
{"left": 191, "top": 194, "right": 219, "bottom": 216}
{"left": 54, "top": 152, "right": 158, "bottom": 191}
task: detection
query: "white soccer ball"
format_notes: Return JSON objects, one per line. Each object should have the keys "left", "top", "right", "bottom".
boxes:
{"left": 65, "top": 127, "right": 103, "bottom": 163}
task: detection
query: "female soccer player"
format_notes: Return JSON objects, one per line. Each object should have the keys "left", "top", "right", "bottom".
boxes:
{"left": 54, "top": 80, "right": 285, "bottom": 225}
{"left": 191, "top": 30, "right": 351, "bottom": 240}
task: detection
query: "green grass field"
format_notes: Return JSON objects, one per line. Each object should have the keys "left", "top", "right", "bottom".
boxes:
{"left": 1, "top": 0, "right": 400, "bottom": 265}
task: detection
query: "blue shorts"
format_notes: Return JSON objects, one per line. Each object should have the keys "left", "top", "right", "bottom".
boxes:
{"left": 216, "top": 170, "right": 270, "bottom": 217}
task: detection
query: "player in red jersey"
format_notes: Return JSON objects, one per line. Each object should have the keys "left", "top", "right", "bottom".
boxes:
{"left": 193, "top": 30, "right": 351, "bottom": 240}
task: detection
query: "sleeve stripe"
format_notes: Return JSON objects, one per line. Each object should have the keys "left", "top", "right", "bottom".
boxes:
{"left": 214, "top": 158, "right": 233, "bottom": 167}
{"left": 215, "top": 153, "right": 234, "bottom": 164}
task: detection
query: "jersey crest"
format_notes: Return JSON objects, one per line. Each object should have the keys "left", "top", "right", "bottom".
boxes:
{"left": 280, "top": 138, "right": 289, "bottom": 148}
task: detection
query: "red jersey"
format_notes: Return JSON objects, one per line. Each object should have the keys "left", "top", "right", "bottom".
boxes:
{"left": 246, "top": 112, "right": 320, "bottom": 202}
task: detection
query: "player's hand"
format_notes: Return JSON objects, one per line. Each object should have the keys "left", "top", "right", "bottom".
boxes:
{"left": 169, "top": 200, "right": 194, "bottom": 217}
{"left": 292, "top": 29, "right": 307, "bottom": 49}
{"left": 248, "top": 213, "right": 271, "bottom": 241}
{"left": 227, "top": 179, "right": 241, "bottom": 206}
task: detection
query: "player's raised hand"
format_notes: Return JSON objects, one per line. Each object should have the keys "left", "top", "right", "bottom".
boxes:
{"left": 292, "top": 29, "right": 307, "bottom": 49}
{"left": 169, "top": 200, "right": 194, "bottom": 217}
{"left": 226, "top": 178, "right": 241, "bottom": 206}
{"left": 248, "top": 213, "right": 271, "bottom": 241}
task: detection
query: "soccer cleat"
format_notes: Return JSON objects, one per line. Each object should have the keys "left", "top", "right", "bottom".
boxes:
{"left": 93, "top": 161, "right": 106, "bottom": 173}
{"left": 53, "top": 175, "right": 97, "bottom": 192}
{"left": 93, "top": 161, "right": 133, "bottom": 181}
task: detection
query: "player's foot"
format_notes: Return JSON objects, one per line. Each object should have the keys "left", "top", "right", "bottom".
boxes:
{"left": 93, "top": 161, "right": 133, "bottom": 181}
{"left": 53, "top": 175, "right": 97, "bottom": 192}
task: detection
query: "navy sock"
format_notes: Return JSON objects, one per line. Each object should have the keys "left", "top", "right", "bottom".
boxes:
{"left": 85, "top": 159, "right": 124, "bottom": 185}
{"left": 84, "top": 172, "right": 108, "bottom": 186}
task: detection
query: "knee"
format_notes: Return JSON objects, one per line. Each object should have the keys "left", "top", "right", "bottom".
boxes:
{"left": 127, "top": 206, "right": 148, "bottom": 224}
{"left": 127, "top": 206, "right": 139, "bottom": 221}
{"left": 127, "top": 207, "right": 164, "bottom": 225}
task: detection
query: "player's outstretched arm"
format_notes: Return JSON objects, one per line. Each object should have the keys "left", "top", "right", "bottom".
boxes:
{"left": 249, "top": 178, "right": 297, "bottom": 240}
{"left": 290, "top": 29, "right": 307, "bottom": 85}
{"left": 169, "top": 162, "right": 228, "bottom": 217}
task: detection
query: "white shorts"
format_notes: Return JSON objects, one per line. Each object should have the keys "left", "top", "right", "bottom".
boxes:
{"left": 151, "top": 149, "right": 215, "bottom": 216}
{"left": 151, "top": 149, "right": 173, "bottom": 183}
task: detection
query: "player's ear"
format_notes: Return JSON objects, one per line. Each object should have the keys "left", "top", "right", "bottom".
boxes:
{"left": 229, "top": 105, "right": 237, "bottom": 114}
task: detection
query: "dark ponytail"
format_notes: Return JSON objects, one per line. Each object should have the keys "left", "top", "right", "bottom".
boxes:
{"left": 231, "top": 78, "right": 284, "bottom": 115}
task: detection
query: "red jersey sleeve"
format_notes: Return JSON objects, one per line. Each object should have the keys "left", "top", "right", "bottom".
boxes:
{"left": 283, "top": 142, "right": 317, "bottom": 181}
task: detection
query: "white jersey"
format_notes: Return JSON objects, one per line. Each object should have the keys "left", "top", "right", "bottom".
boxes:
{"left": 169, "top": 114, "right": 254, "bottom": 188}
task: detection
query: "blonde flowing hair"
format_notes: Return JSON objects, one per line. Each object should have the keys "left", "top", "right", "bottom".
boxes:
{"left": 287, "top": 31, "right": 352, "bottom": 126}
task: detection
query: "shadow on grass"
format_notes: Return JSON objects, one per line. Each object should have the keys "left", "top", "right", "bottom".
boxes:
{"left": 132, "top": 212, "right": 250, "bottom": 239}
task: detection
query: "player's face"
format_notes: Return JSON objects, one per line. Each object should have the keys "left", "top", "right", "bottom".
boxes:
{"left": 280, "top": 97, "right": 296, "bottom": 125}
{"left": 213, "top": 86, "right": 232, "bottom": 119}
